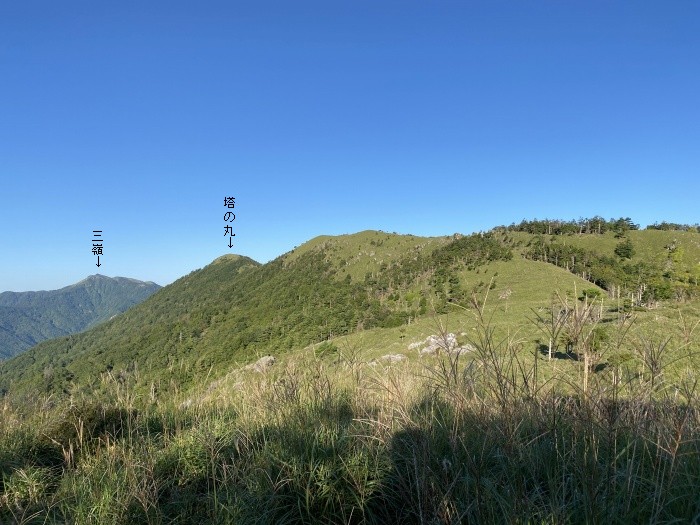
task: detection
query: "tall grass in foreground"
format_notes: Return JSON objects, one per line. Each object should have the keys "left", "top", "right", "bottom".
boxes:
{"left": 1, "top": 307, "right": 700, "bottom": 524}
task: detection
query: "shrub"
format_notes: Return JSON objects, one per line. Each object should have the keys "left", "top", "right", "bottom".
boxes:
{"left": 614, "top": 239, "right": 635, "bottom": 259}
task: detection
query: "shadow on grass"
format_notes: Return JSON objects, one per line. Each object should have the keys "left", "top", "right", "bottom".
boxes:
{"left": 537, "top": 343, "right": 580, "bottom": 361}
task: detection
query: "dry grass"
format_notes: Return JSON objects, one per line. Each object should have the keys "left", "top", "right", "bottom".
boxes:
{"left": 2, "top": 297, "right": 700, "bottom": 524}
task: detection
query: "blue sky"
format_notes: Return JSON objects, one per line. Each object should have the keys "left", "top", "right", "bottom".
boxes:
{"left": 1, "top": 1, "right": 699, "bottom": 291}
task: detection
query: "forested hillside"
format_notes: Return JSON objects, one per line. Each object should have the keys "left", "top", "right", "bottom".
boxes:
{"left": 0, "top": 231, "right": 522, "bottom": 399}
{"left": 3, "top": 223, "right": 699, "bottom": 402}
{"left": 501, "top": 218, "right": 700, "bottom": 304}
{"left": 0, "top": 275, "right": 160, "bottom": 359}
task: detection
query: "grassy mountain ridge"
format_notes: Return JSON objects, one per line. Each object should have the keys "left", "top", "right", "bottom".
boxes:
{"left": 1, "top": 226, "right": 697, "bottom": 403}
{"left": 282, "top": 230, "right": 452, "bottom": 282}
{"left": 0, "top": 275, "right": 161, "bottom": 359}
{"left": 0, "top": 231, "right": 508, "bottom": 400}
{"left": 508, "top": 228, "right": 700, "bottom": 303}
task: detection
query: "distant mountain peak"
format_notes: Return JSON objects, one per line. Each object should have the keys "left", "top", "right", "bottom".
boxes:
{"left": 0, "top": 275, "right": 161, "bottom": 359}
{"left": 73, "top": 274, "right": 159, "bottom": 289}
{"left": 212, "top": 254, "right": 243, "bottom": 264}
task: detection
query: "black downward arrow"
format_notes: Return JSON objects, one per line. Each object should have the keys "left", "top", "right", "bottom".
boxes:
{"left": 96, "top": 256, "right": 101, "bottom": 267}
{"left": 228, "top": 237, "right": 234, "bottom": 248}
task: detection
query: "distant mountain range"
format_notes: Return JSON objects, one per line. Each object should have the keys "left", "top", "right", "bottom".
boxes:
{"left": 0, "top": 275, "right": 160, "bottom": 359}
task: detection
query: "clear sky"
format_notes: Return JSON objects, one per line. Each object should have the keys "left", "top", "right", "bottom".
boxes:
{"left": 2, "top": 1, "right": 699, "bottom": 291}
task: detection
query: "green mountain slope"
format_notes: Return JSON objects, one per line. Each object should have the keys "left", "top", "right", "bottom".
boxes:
{"left": 0, "top": 231, "right": 509, "bottom": 399}
{"left": 1, "top": 225, "right": 697, "bottom": 403}
{"left": 505, "top": 226, "right": 700, "bottom": 302}
{"left": 0, "top": 275, "right": 161, "bottom": 359}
